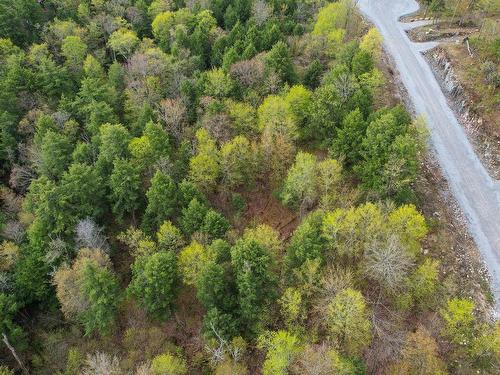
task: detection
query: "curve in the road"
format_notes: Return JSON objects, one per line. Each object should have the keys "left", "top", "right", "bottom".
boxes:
{"left": 357, "top": 0, "right": 500, "bottom": 313}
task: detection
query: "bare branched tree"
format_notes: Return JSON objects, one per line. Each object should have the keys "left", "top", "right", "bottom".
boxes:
{"left": 290, "top": 343, "right": 336, "bottom": 375}
{"left": 263, "top": 71, "right": 282, "bottom": 95}
{"left": 230, "top": 58, "right": 265, "bottom": 88}
{"left": 363, "top": 234, "right": 414, "bottom": 293}
{"left": 252, "top": 0, "right": 272, "bottom": 26}
{"left": 52, "top": 111, "right": 71, "bottom": 127}
{"left": 81, "top": 352, "right": 122, "bottom": 375}
{"left": 45, "top": 237, "right": 70, "bottom": 268}
{"left": 135, "top": 362, "right": 153, "bottom": 375}
{"left": 205, "top": 323, "right": 228, "bottom": 365}
{"left": 1, "top": 186, "right": 22, "bottom": 216}
{"left": 8, "top": 164, "right": 36, "bottom": 193}
{"left": 185, "top": 0, "right": 210, "bottom": 10}
{"left": 0, "top": 272, "right": 13, "bottom": 292}
{"left": 202, "top": 112, "right": 232, "bottom": 145}
{"left": 2, "top": 221, "right": 25, "bottom": 244}
{"left": 205, "top": 323, "right": 247, "bottom": 369}
{"left": 365, "top": 304, "right": 406, "bottom": 371}
{"left": 152, "top": 156, "right": 174, "bottom": 176}
{"left": 157, "top": 98, "right": 187, "bottom": 143}
{"left": 75, "top": 218, "right": 110, "bottom": 253}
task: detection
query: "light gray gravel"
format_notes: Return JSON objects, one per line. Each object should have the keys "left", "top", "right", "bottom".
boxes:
{"left": 357, "top": 0, "right": 500, "bottom": 313}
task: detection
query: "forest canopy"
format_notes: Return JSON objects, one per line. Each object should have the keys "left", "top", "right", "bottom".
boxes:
{"left": 0, "top": 0, "right": 498, "bottom": 374}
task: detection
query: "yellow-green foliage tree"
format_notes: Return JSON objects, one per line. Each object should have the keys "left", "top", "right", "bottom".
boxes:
{"left": 107, "top": 28, "right": 139, "bottom": 59}
{"left": 150, "top": 352, "right": 187, "bottom": 375}
{"left": 258, "top": 330, "right": 301, "bottom": 375}
{"left": 359, "top": 28, "right": 383, "bottom": 59}
{"left": 313, "top": 1, "right": 351, "bottom": 36}
{"left": 281, "top": 152, "right": 342, "bottom": 212}
{"left": 327, "top": 288, "right": 372, "bottom": 356}
{"left": 243, "top": 224, "right": 283, "bottom": 260}
{"left": 189, "top": 128, "right": 220, "bottom": 192}
{"left": 178, "top": 241, "right": 215, "bottom": 286}
{"left": 156, "top": 220, "right": 185, "bottom": 253}
{"left": 220, "top": 135, "right": 256, "bottom": 189}
{"left": 152, "top": 11, "right": 176, "bottom": 50}
{"left": 441, "top": 298, "right": 475, "bottom": 347}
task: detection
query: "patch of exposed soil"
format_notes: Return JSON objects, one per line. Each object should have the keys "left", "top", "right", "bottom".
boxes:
{"left": 407, "top": 23, "right": 476, "bottom": 43}
{"left": 242, "top": 188, "right": 298, "bottom": 241}
{"left": 210, "top": 184, "right": 299, "bottom": 242}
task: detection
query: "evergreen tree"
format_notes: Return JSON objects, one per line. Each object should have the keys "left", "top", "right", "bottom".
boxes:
{"left": 128, "top": 251, "right": 179, "bottom": 321}
{"left": 110, "top": 159, "right": 142, "bottom": 222}
{"left": 331, "top": 108, "right": 367, "bottom": 167}
{"left": 265, "top": 41, "right": 296, "bottom": 84}
{"left": 231, "top": 239, "right": 277, "bottom": 334}
{"left": 143, "top": 171, "right": 178, "bottom": 233}
{"left": 79, "top": 263, "right": 121, "bottom": 335}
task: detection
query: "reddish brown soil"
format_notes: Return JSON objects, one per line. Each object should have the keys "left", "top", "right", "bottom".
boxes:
{"left": 241, "top": 189, "right": 298, "bottom": 241}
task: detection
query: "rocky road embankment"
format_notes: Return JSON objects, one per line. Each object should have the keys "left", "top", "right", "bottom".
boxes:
{"left": 425, "top": 48, "right": 500, "bottom": 180}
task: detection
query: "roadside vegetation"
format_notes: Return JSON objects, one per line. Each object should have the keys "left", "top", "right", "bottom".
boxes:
{"left": 418, "top": 0, "right": 499, "bottom": 137}
{"left": 0, "top": 0, "right": 498, "bottom": 374}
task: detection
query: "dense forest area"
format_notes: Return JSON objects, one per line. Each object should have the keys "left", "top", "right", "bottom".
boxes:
{"left": 0, "top": 0, "right": 498, "bottom": 374}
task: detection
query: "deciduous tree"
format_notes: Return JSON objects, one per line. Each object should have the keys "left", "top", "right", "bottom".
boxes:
{"left": 284, "top": 85, "right": 312, "bottom": 134}
{"left": 407, "top": 258, "right": 440, "bottom": 309}
{"left": 327, "top": 288, "right": 372, "bottom": 356}
{"left": 158, "top": 98, "right": 187, "bottom": 143}
{"left": 179, "top": 241, "right": 214, "bottom": 286}
{"left": 280, "top": 152, "right": 318, "bottom": 211}
{"left": 242, "top": 224, "right": 282, "bottom": 260}
{"left": 107, "top": 28, "right": 139, "bottom": 59}
{"left": 156, "top": 221, "right": 184, "bottom": 253}
{"left": 440, "top": 298, "right": 475, "bottom": 347}
{"left": 152, "top": 11, "right": 176, "bottom": 50}
{"left": 322, "top": 203, "right": 384, "bottom": 263}
{"left": 61, "top": 36, "right": 87, "bottom": 77}
{"left": 189, "top": 129, "right": 220, "bottom": 192}
{"left": 150, "top": 352, "right": 187, "bottom": 375}
{"left": 258, "top": 330, "right": 300, "bottom": 375}
{"left": 359, "top": 28, "right": 383, "bottom": 59}
{"left": 388, "top": 326, "right": 446, "bottom": 375}
{"left": 220, "top": 136, "right": 255, "bottom": 189}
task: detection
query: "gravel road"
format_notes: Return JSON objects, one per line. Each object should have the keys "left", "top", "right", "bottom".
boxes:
{"left": 357, "top": 0, "right": 500, "bottom": 313}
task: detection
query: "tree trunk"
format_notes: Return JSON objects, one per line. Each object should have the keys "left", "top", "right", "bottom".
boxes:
{"left": 2, "top": 333, "right": 29, "bottom": 374}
